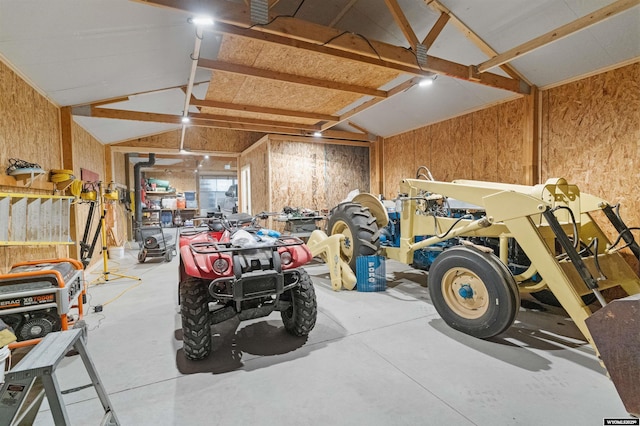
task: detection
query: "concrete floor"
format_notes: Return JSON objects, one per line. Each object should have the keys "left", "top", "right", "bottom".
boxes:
{"left": 28, "top": 248, "right": 630, "bottom": 425}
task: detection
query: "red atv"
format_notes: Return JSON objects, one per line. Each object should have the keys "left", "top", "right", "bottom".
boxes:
{"left": 178, "top": 213, "right": 317, "bottom": 360}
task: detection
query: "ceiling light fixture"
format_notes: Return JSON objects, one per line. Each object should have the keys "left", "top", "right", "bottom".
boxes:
{"left": 189, "top": 16, "right": 215, "bottom": 27}
{"left": 313, "top": 131, "right": 322, "bottom": 137}
{"left": 181, "top": 116, "right": 190, "bottom": 124}
{"left": 419, "top": 75, "right": 437, "bottom": 87}
{"left": 204, "top": 155, "right": 210, "bottom": 159}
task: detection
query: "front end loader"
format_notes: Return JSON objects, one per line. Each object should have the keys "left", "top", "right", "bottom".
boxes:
{"left": 328, "top": 173, "right": 640, "bottom": 415}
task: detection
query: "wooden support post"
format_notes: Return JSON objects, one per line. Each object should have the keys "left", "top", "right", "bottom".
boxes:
{"left": 523, "top": 86, "right": 540, "bottom": 185}
{"left": 369, "top": 137, "right": 384, "bottom": 196}
{"left": 59, "top": 107, "right": 78, "bottom": 260}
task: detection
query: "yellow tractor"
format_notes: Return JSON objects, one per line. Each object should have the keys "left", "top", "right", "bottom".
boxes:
{"left": 326, "top": 170, "right": 640, "bottom": 415}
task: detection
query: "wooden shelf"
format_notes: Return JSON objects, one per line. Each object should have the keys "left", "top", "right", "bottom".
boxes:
{"left": 145, "top": 191, "right": 176, "bottom": 196}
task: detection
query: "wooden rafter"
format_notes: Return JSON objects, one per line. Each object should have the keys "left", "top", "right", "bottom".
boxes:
{"left": 189, "top": 111, "right": 319, "bottom": 130}
{"left": 198, "top": 58, "right": 388, "bottom": 98}
{"left": 478, "top": 0, "right": 639, "bottom": 73}
{"left": 72, "top": 106, "right": 371, "bottom": 141}
{"left": 422, "top": 12, "right": 449, "bottom": 51}
{"left": 424, "top": 0, "right": 529, "bottom": 83}
{"left": 384, "top": 0, "right": 419, "bottom": 49}
{"left": 136, "top": 0, "right": 529, "bottom": 94}
{"left": 190, "top": 97, "right": 339, "bottom": 122}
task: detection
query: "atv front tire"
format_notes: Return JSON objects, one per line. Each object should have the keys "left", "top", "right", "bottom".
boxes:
{"left": 281, "top": 269, "right": 317, "bottom": 336}
{"left": 328, "top": 202, "right": 380, "bottom": 272}
{"left": 179, "top": 276, "right": 212, "bottom": 360}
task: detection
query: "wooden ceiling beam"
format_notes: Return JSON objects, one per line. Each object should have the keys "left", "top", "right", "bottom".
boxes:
{"left": 478, "top": 0, "right": 639, "bottom": 73}
{"left": 421, "top": 11, "right": 449, "bottom": 51}
{"left": 198, "top": 58, "right": 388, "bottom": 98}
{"left": 135, "top": 0, "right": 529, "bottom": 94}
{"left": 424, "top": 0, "right": 530, "bottom": 84}
{"left": 190, "top": 111, "right": 319, "bottom": 130}
{"left": 190, "top": 97, "right": 339, "bottom": 121}
{"left": 73, "top": 106, "right": 370, "bottom": 141}
{"left": 384, "top": 0, "right": 420, "bottom": 49}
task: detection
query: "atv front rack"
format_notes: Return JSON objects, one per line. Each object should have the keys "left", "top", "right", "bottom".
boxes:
{"left": 188, "top": 236, "right": 305, "bottom": 255}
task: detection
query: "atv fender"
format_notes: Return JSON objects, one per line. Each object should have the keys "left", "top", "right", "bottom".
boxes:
{"left": 180, "top": 245, "right": 203, "bottom": 278}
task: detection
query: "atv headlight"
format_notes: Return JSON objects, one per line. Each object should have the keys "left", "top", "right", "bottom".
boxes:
{"left": 212, "top": 258, "right": 229, "bottom": 274}
{"left": 144, "top": 236, "right": 158, "bottom": 248}
{"left": 280, "top": 251, "right": 293, "bottom": 266}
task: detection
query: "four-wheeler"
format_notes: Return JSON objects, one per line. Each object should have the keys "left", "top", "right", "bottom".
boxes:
{"left": 328, "top": 169, "right": 640, "bottom": 414}
{"left": 178, "top": 213, "right": 317, "bottom": 360}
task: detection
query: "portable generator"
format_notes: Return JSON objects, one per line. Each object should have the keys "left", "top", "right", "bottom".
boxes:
{"left": 0, "top": 258, "right": 86, "bottom": 345}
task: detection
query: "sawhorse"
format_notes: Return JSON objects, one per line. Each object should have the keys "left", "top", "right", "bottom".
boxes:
{"left": 0, "top": 328, "right": 119, "bottom": 425}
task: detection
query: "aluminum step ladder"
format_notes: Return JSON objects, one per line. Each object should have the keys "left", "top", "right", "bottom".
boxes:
{"left": 0, "top": 328, "right": 119, "bottom": 425}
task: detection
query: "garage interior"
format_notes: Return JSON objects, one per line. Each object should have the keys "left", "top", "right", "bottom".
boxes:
{"left": 0, "top": 0, "right": 639, "bottom": 424}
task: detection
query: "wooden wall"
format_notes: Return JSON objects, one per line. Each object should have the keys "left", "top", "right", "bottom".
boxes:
{"left": 0, "top": 61, "right": 68, "bottom": 272}
{"left": 541, "top": 62, "right": 639, "bottom": 271}
{"left": 268, "top": 137, "right": 369, "bottom": 211}
{"left": 382, "top": 97, "right": 528, "bottom": 199}
{"left": 239, "top": 139, "right": 270, "bottom": 216}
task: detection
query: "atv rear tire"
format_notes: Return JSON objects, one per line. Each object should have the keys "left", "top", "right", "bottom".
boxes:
{"left": 281, "top": 269, "right": 317, "bottom": 336}
{"left": 179, "top": 276, "right": 212, "bottom": 360}
{"left": 328, "top": 202, "right": 380, "bottom": 272}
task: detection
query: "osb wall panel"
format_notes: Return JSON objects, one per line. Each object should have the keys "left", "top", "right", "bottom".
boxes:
{"left": 71, "top": 122, "right": 106, "bottom": 266}
{"left": 541, "top": 62, "right": 640, "bottom": 273}
{"left": 324, "top": 144, "right": 370, "bottom": 207}
{"left": 0, "top": 61, "right": 62, "bottom": 175}
{"left": 269, "top": 139, "right": 369, "bottom": 212}
{"left": 383, "top": 130, "right": 418, "bottom": 199}
{"left": 0, "top": 60, "right": 67, "bottom": 272}
{"left": 428, "top": 117, "right": 474, "bottom": 182}
{"left": 497, "top": 98, "right": 528, "bottom": 184}
{"left": 382, "top": 97, "right": 528, "bottom": 198}
{"left": 472, "top": 106, "right": 499, "bottom": 182}
{"left": 112, "top": 151, "right": 126, "bottom": 186}
{"left": 239, "top": 142, "right": 269, "bottom": 216}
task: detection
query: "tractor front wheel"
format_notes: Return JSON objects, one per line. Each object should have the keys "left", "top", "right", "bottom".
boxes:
{"left": 281, "top": 269, "right": 317, "bottom": 336}
{"left": 328, "top": 202, "right": 380, "bottom": 272}
{"left": 428, "top": 246, "right": 520, "bottom": 339}
{"left": 179, "top": 276, "right": 212, "bottom": 360}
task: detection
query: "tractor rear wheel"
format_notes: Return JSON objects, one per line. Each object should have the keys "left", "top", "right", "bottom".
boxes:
{"left": 428, "top": 246, "right": 520, "bottom": 339}
{"left": 281, "top": 269, "right": 317, "bottom": 336}
{"left": 179, "top": 276, "right": 212, "bottom": 360}
{"left": 328, "top": 202, "right": 380, "bottom": 272}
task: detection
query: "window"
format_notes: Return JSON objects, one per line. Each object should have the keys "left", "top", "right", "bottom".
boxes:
{"left": 199, "top": 175, "right": 237, "bottom": 214}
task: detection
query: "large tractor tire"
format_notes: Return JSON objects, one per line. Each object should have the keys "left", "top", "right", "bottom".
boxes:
{"left": 328, "top": 202, "right": 380, "bottom": 272}
{"left": 428, "top": 246, "right": 520, "bottom": 339}
{"left": 281, "top": 269, "right": 317, "bottom": 336}
{"left": 179, "top": 276, "right": 212, "bottom": 360}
